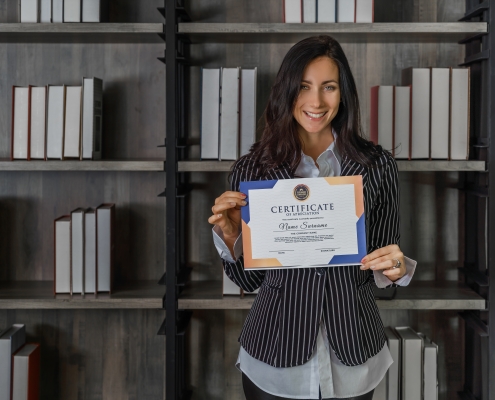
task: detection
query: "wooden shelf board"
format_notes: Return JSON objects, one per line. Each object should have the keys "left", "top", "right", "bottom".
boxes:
{"left": 178, "top": 160, "right": 485, "bottom": 172}
{"left": 178, "top": 22, "right": 487, "bottom": 43}
{"left": 0, "top": 23, "right": 164, "bottom": 43}
{"left": 0, "top": 281, "right": 164, "bottom": 309}
{"left": 0, "top": 159, "right": 165, "bottom": 171}
{"left": 178, "top": 280, "right": 486, "bottom": 310}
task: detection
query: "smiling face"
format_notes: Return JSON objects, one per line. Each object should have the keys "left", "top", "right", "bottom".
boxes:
{"left": 293, "top": 56, "right": 341, "bottom": 137}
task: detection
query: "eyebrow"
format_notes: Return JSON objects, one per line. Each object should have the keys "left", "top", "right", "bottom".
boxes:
{"left": 301, "top": 79, "right": 339, "bottom": 85}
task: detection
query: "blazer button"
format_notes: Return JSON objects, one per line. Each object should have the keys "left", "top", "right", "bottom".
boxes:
{"left": 316, "top": 268, "right": 326, "bottom": 276}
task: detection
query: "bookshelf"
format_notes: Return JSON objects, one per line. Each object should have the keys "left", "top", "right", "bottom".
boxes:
{"left": 0, "top": 1, "right": 166, "bottom": 398}
{"left": 164, "top": 0, "right": 494, "bottom": 399}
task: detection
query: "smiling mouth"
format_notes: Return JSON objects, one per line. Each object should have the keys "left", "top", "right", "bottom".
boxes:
{"left": 304, "top": 111, "right": 327, "bottom": 119}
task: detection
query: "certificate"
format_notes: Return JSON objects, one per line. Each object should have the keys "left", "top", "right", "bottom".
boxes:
{"left": 239, "top": 176, "right": 366, "bottom": 270}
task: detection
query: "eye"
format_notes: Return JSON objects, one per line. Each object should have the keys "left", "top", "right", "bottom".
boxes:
{"left": 300, "top": 85, "right": 309, "bottom": 90}
{"left": 325, "top": 85, "right": 336, "bottom": 91}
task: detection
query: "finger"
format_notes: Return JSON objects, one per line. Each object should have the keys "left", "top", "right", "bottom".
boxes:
{"left": 362, "top": 252, "right": 403, "bottom": 270}
{"left": 215, "top": 191, "right": 247, "bottom": 204}
{"left": 211, "top": 201, "right": 244, "bottom": 215}
{"left": 207, "top": 214, "right": 223, "bottom": 225}
{"left": 216, "top": 196, "right": 248, "bottom": 206}
{"left": 383, "top": 265, "right": 405, "bottom": 278}
{"left": 361, "top": 244, "right": 401, "bottom": 264}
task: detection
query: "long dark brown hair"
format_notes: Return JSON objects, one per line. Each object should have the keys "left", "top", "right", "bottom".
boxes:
{"left": 246, "top": 35, "right": 381, "bottom": 175}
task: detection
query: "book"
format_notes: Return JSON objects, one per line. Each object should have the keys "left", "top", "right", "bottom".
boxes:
{"left": 40, "top": 0, "right": 52, "bottom": 23}
{"left": 395, "top": 327, "right": 422, "bottom": 400}
{"left": 417, "top": 333, "right": 438, "bottom": 400}
{"left": 20, "top": 0, "right": 39, "bottom": 22}
{"left": 84, "top": 208, "right": 96, "bottom": 294}
{"left": 71, "top": 208, "right": 85, "bottom": 295}
{"left": 284, "top": 0, "right": 302, "bottom": 22}
{"left": 46, "top": 85, "right": 65, "bottom": 160}
{"left": 200, "top": 68, "right": 221, "bottom": 159}
{"left": 337, "top": 0, "right": 355, "bottom": 22}
{"left": 64, "top": 0, "right": 81, "bottom": 22}
{"left": 54, "top": 216, "right": 71, "bottom": 294}
{"left": 63, "top": 86, "right": 82, "bottom": 159}
{"left": 30, "top": 86, "right": 47, "bottom": 160}
{"left": 450, "top": 68, "right": 470, "bottom": 160}
{"left": 373, "top": 375, "right": 386, "bottom": 400}
{"left": 52, "top": 0, "right": 63, "bottom": 22}
{"left": 370, "top": 86, "right": 394, "bottom": 154}
{"left": 240, "top": 68, "right": 257, "bottom": 156}
{"left": 355, "top": 0, "right": 374, "bottom": 22}
{"left": 82, "top": 0, "right": 100, "bottom": 22}
{"left": 223, "top": 270, "right": 241, "bottom": 295}
{"left": 317, "top": 0, "right": 336, "bottom": 22}
{"left": 384, "top": 327, "right": 401, "bottom": 400}
{"left": 12, "top": 86, "right": 31, "bottom": 160}
{"left": 82, "top": 77, "right": 103, "bottom": 160}
{"left": 220, "top": 67, "right": 240, "bottom": 161}
{"left": 96, "top": 204, "right": 115, "bottom": 293}
{"left": 0, "top": 324, "right": 26, "bottom": 400}
{"left": 430, "top": 68, "right": 450, "bottom": 159}
{"left": 402, "top": 67, "right": 430, "bottom": 159}
{"left": 12, "top": 344, "right": 40, "bottom": 400}
{"left": 394, "top": 86, "right": 411, "bottom": 159}
{"left": 302, "top": 0, "right": 316, "bottom": 23}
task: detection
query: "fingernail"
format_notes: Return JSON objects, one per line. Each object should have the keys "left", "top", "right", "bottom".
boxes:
{"left": 230, "top": 202, "right": 236, "bottom": 206}
{"left": 361, "top": 258, "right": 367, "bottom": 263}
{"left": 217, "top": 214, "right": 222, "bottom": 218}
{"left": 240, "top": 193, "right": 247, "bottom": 198}
{"left": 370, "top": 265, "right": 375, "bottom": 270}
{"left": 241, "top": 201, "right": 247, "bottom": 206}
{"left": 360, "top": 266, "right": 365, "bottom": 270}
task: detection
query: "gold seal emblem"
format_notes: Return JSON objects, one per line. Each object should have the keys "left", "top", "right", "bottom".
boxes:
{"left": 293, "top": 184, "right": 310, "bottom": 201}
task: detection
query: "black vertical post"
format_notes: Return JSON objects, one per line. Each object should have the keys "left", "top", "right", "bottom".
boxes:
{"left": 165, "top": 0, "right": 178, "bottom": 399}
{"left": 487, "top": 2, "right": 495, "bottom": 399}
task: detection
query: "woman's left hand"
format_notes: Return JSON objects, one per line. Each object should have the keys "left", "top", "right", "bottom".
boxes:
{"left": 360, "top": 244, "right": 405, "bottom": 282}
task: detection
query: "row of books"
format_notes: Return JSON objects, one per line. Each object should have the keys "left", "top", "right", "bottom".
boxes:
{"left": 374, "top": 326, "right": 438, "bottom": 400}
{"left": 19, "top": 0, "right": 104, "bottom": 23}
{"left": 370, "top": 67, "right": 470, "bottom": 160}
{"left": 284, "top": 0, "right": 373, "bottom": 23}
{"left": 0, "top": 325, "right": 40, "bottom": 400}
{"left": 11, "top": 78, "right": 103, "bottom": 161}
{"left": 201, "top": 67, "right": 257, "bottom": 161}
{"left": 55, "top": 204, "right": 114, "bottom": 295}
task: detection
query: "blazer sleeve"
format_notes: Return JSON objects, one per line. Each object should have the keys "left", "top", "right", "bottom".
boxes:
{"left": 222, "top": 157, "right": 266, "bottom": 293}
{"left": 367, "top": 156, "right": 401, "bottom": 289}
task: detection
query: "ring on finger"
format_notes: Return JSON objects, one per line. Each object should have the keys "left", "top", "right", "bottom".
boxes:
{"left": 390, "top": 258, "right": 401, "bottom": 269}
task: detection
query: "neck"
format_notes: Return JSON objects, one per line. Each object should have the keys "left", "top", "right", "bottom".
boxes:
{"left": 298, "top": 126, "right": 335, "bottom": 162}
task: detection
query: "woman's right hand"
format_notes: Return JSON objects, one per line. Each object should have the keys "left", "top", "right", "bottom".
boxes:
{"left": 208, "top": 191, "right": 247, "bottom": 240}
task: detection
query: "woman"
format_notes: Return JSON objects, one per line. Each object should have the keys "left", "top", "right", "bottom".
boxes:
{"left": 208, "top": 36, "right": 416, "bottom": 400}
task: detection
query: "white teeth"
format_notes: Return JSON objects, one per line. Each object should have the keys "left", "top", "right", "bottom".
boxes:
{"left": 306, "top": 111, "right": 326, "bottom": 118}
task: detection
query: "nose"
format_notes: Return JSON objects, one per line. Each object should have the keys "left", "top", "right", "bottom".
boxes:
{"left": 308, "top": 88, "right": 324, "bottom": 108}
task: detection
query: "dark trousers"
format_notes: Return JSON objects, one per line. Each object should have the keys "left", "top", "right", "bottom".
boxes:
{"left": 242, "top": 373, "right": 375, "bottom": 400}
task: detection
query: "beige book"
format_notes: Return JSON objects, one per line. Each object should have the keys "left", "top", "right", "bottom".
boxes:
{"left": 450, "top": 68, "right": 470, "bottom": 160}
{"left": 430, "top": 68, "right": 450, "bottom": 159}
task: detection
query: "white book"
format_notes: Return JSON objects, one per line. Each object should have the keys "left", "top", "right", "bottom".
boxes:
{"left": 84, "top": 209, "right": 96, "bottom": 293}
{"left": 30, "top": 86, "right": 47, "bottom": 160}
{"left": 355, "top": 0, "right": 373, "bottom": 22}
{"left": 55, "top": 216, "right": 71, "bottom": 293}
{"left": 417, "top": 333, "right": 438, "bottom": 400}
{"left": 40, "top": 0, "right": 52, "bottom": 22}
{"left": 20, "top": 0, "right": 39, "bottom": 22}
{"left": 394, "top": 86, "right": 411, "bottom": 159}
{"left": 52, "top": 0, "right": 63, "bottom": 22}
{"left": 12, "top": 344, "right": 40, "bottom": 400}
{"left": 71, "top": 208, "right": 85, "bottom": 295}
{"left": 284, "top": 0, "right": 302, "bottom": 22}
{"left": 64, "top": 0, "right": 81, "bottom": 21}
{"left": 240, "top": 68, "right": 257, "bottom": 156}
{"left": 430, "top": 68, "right": 450, "bottom": 159}
{"left": 395, "top": 327, "right": 423, "bottom": 400}
{"left": 82, "top": 77, "right": 103, "bottom": 160}
{"left": 402, "top": 68, "right": 430, "bottom": 159}
{"left": 0, "top": 325, "right": 26, "bottom": 400}
{"left": 201, "top": 68, "right": 221, "bottom": 159}
{"left": 337, "top": 0, "right": 355, "bottom": 22}
{"left": 303, "top": 0, "right": 316, "bottom": 22}
{"left": 450, "top": 68, "right": 470, "bottom": 160}
{"left": 384, "top": 327, "right": 401, "bottom": 400}
{"left": 63, "top": 86, "right": 82, "bottom": 159}
{"left": 82, "top": 0, "right": 100, "bottom": 22}
{"left": 220, "top": 67, "right": 240, "bottom": 161}
{"left": 46, "top": 85, "right": 65, "bottom": 159}
{"left": 223, "top": 270, "right": 240, "bottom": 295}
{"left": 370, "top": 86, "right": 393, "bottom": 153}
{"left": 97, "top": 204, "right": 114, "bottom": 293}
{"left": 12, "top": 87, "right": 30, "bottom": 160}
{"left": 317, "top": 0, "right": 336, "bottom": 22}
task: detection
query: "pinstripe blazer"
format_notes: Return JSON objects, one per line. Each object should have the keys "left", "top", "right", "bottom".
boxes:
{"left": 222, "top": 148, "right": 401, "bottom": 368}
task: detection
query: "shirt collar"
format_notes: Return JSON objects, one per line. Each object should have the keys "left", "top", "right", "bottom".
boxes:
{"left": 301, "top": 129, "right": 341, "bottom": 164}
